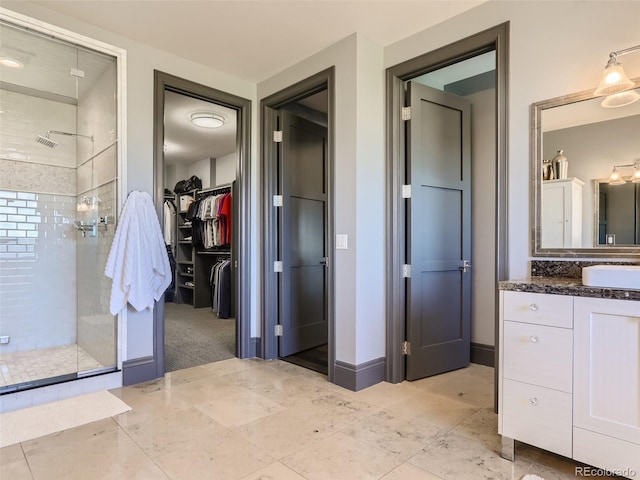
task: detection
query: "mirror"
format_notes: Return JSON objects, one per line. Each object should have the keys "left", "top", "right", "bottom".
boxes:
{"left": 532, "top": 78, "right": 640, "bottom": 256}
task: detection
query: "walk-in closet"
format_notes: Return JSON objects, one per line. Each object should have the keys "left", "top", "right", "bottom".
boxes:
{"left": 162, "top": 89, "right": 238, "bottom": 372}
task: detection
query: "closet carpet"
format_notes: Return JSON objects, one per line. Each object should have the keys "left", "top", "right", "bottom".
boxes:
{"left": 164, "top": 303, "right": 236, "bottom": 372}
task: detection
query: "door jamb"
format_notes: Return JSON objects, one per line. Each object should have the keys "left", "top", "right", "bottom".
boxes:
{"left": 261, "top": 68, "right": 336, "bottom": 382}
{"left": 385, "top": 23, "right": 509, "bottom": 399}
{"left": 150, "top": 70, "right": 253, "bottom": 382}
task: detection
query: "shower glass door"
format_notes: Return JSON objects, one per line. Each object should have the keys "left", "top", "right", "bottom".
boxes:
{"left": 0, "top": 20, "right": 118, "bottom": 392}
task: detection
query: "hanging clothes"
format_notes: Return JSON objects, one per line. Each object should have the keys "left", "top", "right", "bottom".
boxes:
{"left": 105, "top": 191, "right": 172, "bottom": 315}
{"left": 187, "top": 189, "right": 232, "bottom": 250}
{"left": 163, "top": 198, "right": 176, "bottom": 252}
{"left": 209, "top": 258, "right": 231, "bottom": 319}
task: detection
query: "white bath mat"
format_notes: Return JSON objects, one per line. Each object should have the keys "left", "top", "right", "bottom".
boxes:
{"left": 0, "top": 390, "right": 131, "bottom": 447}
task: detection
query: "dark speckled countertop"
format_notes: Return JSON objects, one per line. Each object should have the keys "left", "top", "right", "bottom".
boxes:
{"left": 499, "top": 277, "right": 640, "bottom": 301}
{"left": 499, "top": 260, "right": 640, "bottom": 301}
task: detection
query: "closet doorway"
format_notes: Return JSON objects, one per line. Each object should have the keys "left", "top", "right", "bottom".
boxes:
{"left": 262, "top": 69, "right": 335, "bottom": 379}
{"left": 153, "top": 71, "right": 252, "bottom": 377}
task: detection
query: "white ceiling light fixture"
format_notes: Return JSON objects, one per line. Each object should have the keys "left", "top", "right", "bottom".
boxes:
{"left": 0, "top": 56, "right": 24, "bottom": 68}
{"left": 190, "top": 112, "right": 226, "bottom": 128}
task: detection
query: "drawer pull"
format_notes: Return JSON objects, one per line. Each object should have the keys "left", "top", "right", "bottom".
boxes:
{"left": 529, "top": 397, "right": 538, "bottom": 406}
{"left": 529, "top": 303, "right": 538, "bottom": 312}
{"left": 530, "top": 336, "right": 539, "bottom": 344}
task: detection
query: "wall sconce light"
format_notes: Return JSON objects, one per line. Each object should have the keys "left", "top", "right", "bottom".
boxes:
{"left": 594, "top": 45, "right": 640, "bottom": 108}
{"left": 608, "top": 160, "right": 640, "bottom": 185}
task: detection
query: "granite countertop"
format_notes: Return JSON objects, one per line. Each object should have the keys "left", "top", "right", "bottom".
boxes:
{"left": 499, "top": 277, "right": 640, "bottom": 301}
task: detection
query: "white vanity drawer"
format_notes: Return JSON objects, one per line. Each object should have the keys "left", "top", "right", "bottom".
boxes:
{"left": 502, "top": 379, "right": 572, "bottom": 458}
{"left": 503, "top": 291, "right": 573, "bottom": 328}
{"left": 503, "top": 321, "right": 573, "bottom": 392}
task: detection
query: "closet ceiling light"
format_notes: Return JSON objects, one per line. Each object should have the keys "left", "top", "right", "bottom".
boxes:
{"left": 0, "top": 56, "right": 23, "bottom": 68}
{"left": 190, "top": 112, "right": 226, "bottom": 129}
{"left": 594, "top": 45, "right": 640, "bottom": 97}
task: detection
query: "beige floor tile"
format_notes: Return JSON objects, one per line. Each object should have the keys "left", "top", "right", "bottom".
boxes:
{"left": 282, "top": 431, "right": 402, "bottom": 480}
{"left": 21, "top": 419, "right": 169, "bottom": 480}
{"left": 0, "top": 444, "right": 33, "bottom": 480}
{"left": 118, "top": 406, "right": 230, "bottom": 458}
{"left": 154, "top": 430, "right": 274, "bottom": 480}
{"left": 237, "top": 461, "right": 308, "bottom": 480}
{"left": 163, "top": 364, "right": 217, "bottom": 385}
{"left": 385, "top": 389, "right": 479, "bottom": 430}
{"left": 342, "top": 409, "right": 443, "bottom": 461}
{"left": 333, "top": 380, "right": 422, "bottom": 409}
{"left": 408, "top": 431, "right": 531, "bottom": 480}
{"left": 234, "top": 405, "right": 341, "bottom": 459}
{"left": 220, "top": 364, "right": 298, "bottom": 390}
{"left": 199, "top": 357, "right": 265, "bottom": 377}
{"left": 195, "top": 389, "right": 286, "bottom": 427}
{"left": 527, "top": 449, "right": 626, "bottom": 479}
{"left": 407, "top": 366, "right": 495, "bottom": 408}
{"left": 111, "top": 386, "right": 193, "bottom": 429}
{"left": 168, "top": 374, "right": 248, "bottom": 405}
{"left": 381, "top": 462, "right": 444, "bottom": 480}
{"left": 451, "top": 407, "right": 501, "bottom": 450}
{"left": 247, "top": 374, "right": 334, "bottom": 408}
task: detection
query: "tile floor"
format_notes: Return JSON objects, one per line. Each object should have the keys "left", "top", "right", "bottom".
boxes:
{"left": 0, "top": 345, "right": 103, "bottom": 388}
{"left": 0, "top": 359, "right": 624, "bottom": 479}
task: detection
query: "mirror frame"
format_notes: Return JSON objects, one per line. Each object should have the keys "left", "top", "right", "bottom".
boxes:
{"left": 531, "top": 78, "right": 640, "bottom": 257}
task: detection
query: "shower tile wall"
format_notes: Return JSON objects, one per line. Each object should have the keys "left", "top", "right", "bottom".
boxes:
{"left": 75, "top": 60, "right": 117, "bottom": 369}
{"left": 0, "top": 90, "right": 78, "bottom": 354}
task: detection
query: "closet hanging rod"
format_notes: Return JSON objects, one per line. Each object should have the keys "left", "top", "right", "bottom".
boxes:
{"left": 197, "top": 183, "right": 232, "bottom": 197}
{"left": 197, "top": 250, "right": 231, "bottom": 255}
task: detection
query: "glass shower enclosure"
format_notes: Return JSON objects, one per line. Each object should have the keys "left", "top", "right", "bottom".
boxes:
{"left": 0, "top": 19, "right": 119, "bottom": 393}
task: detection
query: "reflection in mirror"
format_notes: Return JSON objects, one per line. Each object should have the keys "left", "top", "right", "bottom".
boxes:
{"left": 596, "top": 181, "right": 640, "bottom": 246}
{"left": 532, "top": 79, "right": 640, "bottom": 256}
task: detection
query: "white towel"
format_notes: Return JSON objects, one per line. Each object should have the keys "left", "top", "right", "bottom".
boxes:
{"left": 105, "top": 191, "right": 172, "bottom": 315}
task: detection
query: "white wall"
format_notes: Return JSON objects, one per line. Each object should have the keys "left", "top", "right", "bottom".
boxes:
{"left": 468, "top": 87, "right": 496, "bottom": 346}
{"left": 188, "top": 157, "right": 215, "bottom": 189}
{"left": 2, "top": 2, "right": 257, "bottom": 362}
{"left": 215, "top": 152, "right": 237, "bottom": 186}
{"left": 385, "top": 0, "right": 640, "bottom": 279}
{"left": 258, "top": 33, "right": 386, "bottom": 366}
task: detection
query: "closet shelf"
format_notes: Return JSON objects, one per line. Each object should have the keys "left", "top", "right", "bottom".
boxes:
{"left": 177, "top": 260, "right": 193, "bottom": 265}
{"left": 178, "top": 272, "right": 194, "bottom": 277}
{"left": 178, "top": 283, "right": 194, "bottom": 290}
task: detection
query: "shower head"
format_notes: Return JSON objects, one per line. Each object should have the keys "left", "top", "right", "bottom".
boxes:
{"left": 36, "top": 134, "right": 58, "bottom": 148}
{"left": 35, "top": 130, "right": 94, "bottom": 148}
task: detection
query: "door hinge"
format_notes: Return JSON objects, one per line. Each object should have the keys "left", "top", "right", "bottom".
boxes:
{"left": 401, "top": 184, "right": 411, "bottom": 198}
{"left": 402, "top": 264, "right": 411, "bottom": 278}
{"left": 273, "top": 195, "right": 283, "bottom": 207}
{"left": 273, "top": 130, "right": 283, "bottom": 143}
{"left": 460, "top": 260, "right": 472, "bottom": 273}
{"left": 402, "top": 106, "right": 411, "bottom": 121}
{"left": 274, "top": 261, "right": 283, "bottom": 272}
{"left": 402, "top": 341, "right": 411, "bottom": 355}
{"left": 275, "top": 324, "right": 283, "bottom": 336}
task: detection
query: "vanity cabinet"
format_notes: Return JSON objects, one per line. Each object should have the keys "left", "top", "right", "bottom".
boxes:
{"left": 499, "top": 291, "right": 640, "bottom": 477}
{"left": 541, "top": 177, "right": 583, "bottom": 248}
{"left": 499, "top": 291, "right": 573, "bottom": 457}
{"left": 573, "top": 297, "right": 640, "bottom": 475}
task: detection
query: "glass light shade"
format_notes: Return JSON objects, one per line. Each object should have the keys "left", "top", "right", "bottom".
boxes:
{"left": 631, "top": 167, "right": 640, "bottom": 184}
{"left": 594, "top": 62, "right": 635, "bottom": 96}
{"left": 190, "top": 112, "right": 225, "bottom": 128}
{"left": 0, "top": 56, "right": 23, "bottom": 68}
{"left": 608, "top": 167, "right": 626, "bottom": 185}
{"left": 601, "top": 89, "right": 640, "bottom": 108}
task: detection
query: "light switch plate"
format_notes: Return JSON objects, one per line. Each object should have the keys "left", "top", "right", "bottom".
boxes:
{"left": 336, "top": 234, "right": 348, "bottom": 250}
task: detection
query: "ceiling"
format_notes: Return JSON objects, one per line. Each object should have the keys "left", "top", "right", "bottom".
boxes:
{"left": 22, "top": 0, "right": 488, "bottom": 84}
{"left": 2, "top": 0, "right": 489, "bottom": 168}
{"left": 164, "top": 91, "right": 237, "bottom": 166}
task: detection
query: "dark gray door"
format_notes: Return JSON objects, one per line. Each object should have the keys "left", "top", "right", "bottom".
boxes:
{"left": 279, "top": 111, "right": 328, "bottom": 357}
{"left": 405, "top": 81, "right": 472, "bottom": 381}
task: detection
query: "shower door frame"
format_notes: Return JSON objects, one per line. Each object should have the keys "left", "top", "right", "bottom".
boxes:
{"left": 0, "top": 7, "right": 128, "bottom": 381}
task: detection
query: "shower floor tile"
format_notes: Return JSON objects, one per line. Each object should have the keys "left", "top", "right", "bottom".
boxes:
{"left": 0, "top": 345, "right": 103, "bottom": 388}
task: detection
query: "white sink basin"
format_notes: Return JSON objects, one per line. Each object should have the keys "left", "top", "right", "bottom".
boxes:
{"left": 582, "top": 265, "right": 640, "bottom": 289}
